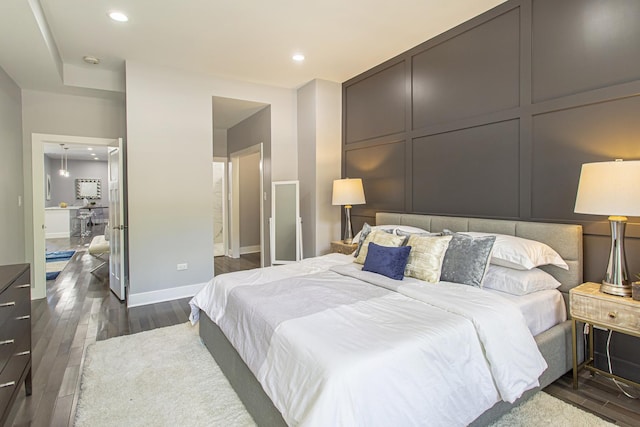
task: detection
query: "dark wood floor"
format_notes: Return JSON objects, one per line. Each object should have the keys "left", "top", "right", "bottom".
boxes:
{"left": 5, "top": 245, "right": 639, "bottom": 426}
{"left": 214, "top": 252, "right": 261, "bottom": 274}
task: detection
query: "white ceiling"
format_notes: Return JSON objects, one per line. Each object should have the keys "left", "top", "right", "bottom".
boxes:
{"left": 44, "top": 143, "right": 109, "bottom": 162}
{"left": 0, "top": 0, "right": 506, "bottom": 96}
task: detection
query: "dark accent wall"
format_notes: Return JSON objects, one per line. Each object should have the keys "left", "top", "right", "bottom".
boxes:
{"left": 342, "top": 0, "right": 640, "bottom": 381}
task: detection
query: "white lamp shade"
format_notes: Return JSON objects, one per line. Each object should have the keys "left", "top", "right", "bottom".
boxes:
{"left": 574, "top": 160, "right": 640, "bottom": 216}
{"left": 332, "top": 178, "right": 366, "bottom": 206}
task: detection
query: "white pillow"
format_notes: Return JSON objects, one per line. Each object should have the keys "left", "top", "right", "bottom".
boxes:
{"left": 483, "top": 265, "right": 561, "bottom": 295}
{"left": 463, "top": 232, "right": 568, "bottom": 270}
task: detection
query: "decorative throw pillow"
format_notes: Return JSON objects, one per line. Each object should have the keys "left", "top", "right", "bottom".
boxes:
{"left": 440, "top": 231, "right": 496, "bottom": 287}
{"left": 464, "top": 232, "right": 568, "bottom": 271}
{"left": 362, "top": 242, "right": 412, "bottom": 280}
{"left": 403, "top": 235, "right": 452, "bottom": 283}
{"left": 353, "top": 224, "right": 415, "bottom": 256}
{"left": 354, "top": 230, "right": 406, "bottom": 264}
{"left": 353, "top": 222, "right": 374, "bottom": 257}
{"left": 483, "top": 265, "right": 562, "bottom": 295}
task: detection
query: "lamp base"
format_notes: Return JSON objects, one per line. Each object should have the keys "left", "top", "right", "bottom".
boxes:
{"left": 343, "top": 205, "right": 354, "bottom": 244}
{"left": 600, "top": 216, "right": 631, "bottom": 297}
{"left": 600, "top": 281, "right": 632, "bottom": 297}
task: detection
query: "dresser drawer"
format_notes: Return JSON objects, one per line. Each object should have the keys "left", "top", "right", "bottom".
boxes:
{"left": 571, "top": 291, "right": 640, "bottom": 334}
{"left": 0, "top": 347, "right": 30, "bottom": 417}
{"left": 0, "top": 315, "right": 30, "bottom": 373}
{"left": 0, "top": 281, "right": 29, "bottom": 327}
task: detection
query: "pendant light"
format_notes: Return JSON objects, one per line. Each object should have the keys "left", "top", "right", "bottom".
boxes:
{"left": 64, "top": 147, "right": 70, "bottom": 177}
{"left": 58, "top": 144, "right": 70, "bottom": 177}
{"left": 59, "top": 144, "right": 66, "bottom": 176}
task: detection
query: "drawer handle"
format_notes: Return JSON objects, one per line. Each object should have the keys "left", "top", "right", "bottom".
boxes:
{"left": 15, "top": 315, "right": 30, "bottom": 320}
{"left": 608, "top": 311, "right": 618, "bottom": 319}
{"left": 15, "top": 350, "right": 30, "bottom": 356}
{"left": 0, "top": 301, "right": 15, "bottom": 307}
{"left": 0, "top": 381, "right": 15, "bottom": 388}
{"left": 0, "top": 339, "right": 15, "bottom": 346}
{"left": 15, "top": 284, "right": 30, "bottom": 289}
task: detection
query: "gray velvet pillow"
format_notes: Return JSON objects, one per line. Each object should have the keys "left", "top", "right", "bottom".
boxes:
{"left": 440, "top": 230, "right": 496, "bottom": 287}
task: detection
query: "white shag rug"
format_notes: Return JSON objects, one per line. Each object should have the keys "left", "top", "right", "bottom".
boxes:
{"left": 75, "top": 323, "right": 614, "bottom": 427}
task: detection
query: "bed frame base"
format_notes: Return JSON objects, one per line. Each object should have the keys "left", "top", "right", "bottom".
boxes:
{"left": 200, "top": 312, "right": 287, "bottom": 427}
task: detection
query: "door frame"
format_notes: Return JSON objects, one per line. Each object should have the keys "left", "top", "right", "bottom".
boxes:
{"left": 31, "top": 133, "right": 119, "bottom": 300}
{"left": 212, "top": 156, "right": 228, "bottom": 257}
{"left": 229, "top": 143, "right": 264, "bottom": 267}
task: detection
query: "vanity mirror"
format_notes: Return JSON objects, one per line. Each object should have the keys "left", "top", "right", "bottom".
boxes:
{"left": 76, "top": 178, "right": 101, "bottom": 200}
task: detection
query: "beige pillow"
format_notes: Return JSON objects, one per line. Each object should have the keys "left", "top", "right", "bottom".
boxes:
{"left": 404, "top": 235, "right": 453, "bottom": 282}
{"left": 354, "top": 230, "right": 406, "bottom": 264}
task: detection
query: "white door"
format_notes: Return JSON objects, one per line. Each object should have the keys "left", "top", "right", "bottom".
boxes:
{"left": 108, "top": 139, "right": 127, "bottom": 301}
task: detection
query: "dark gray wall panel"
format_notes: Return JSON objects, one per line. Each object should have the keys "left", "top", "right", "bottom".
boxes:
{"left": 345, "top": 142, "right": 405, "bottom": 216}
{"left": 412, "top": 120, "right": 520, "bottom": 217}
{"left": 344, "top": 62, "right": 406, "bottom": 144}
{"left": 343, "top": 0, "right": 640, "bottom": 389}
{"left": 412, "top": 8, "right": 520, "bottom": 129}
{"left": 531, "top": 96, "right": 640, "bottom": 221}
{"left": 532, "top": 0, "right": 640, "bottom": 102}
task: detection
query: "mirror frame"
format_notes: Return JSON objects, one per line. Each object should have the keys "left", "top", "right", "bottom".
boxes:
{"left": 75, "top": 178, "right": 101, "bottom": 200}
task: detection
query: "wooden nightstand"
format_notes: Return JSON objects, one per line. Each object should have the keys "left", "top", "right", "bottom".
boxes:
{"left": 570, "top": 282, "right": 640, "bottom": 389}
{"left": 330, "top": 240, "right": 357, "bottom": 255}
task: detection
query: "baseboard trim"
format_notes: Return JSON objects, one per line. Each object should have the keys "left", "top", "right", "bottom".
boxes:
{"left": 128, "top": 282, "right": 208, "bottom": 308}
{"left": 240, "top": 245, "right": 260, "bottom": 255}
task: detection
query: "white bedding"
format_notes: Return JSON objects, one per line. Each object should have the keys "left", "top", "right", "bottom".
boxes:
{"left": 486, "top": 288, "right": 567, "bottom": 336}
{"left": 189, "top": 254, "right": 549, "bottom": 426}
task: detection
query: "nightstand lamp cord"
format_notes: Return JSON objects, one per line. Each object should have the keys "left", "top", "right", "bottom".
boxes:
{"left": 606, "top": 330, "right": 639, "bottom": 399}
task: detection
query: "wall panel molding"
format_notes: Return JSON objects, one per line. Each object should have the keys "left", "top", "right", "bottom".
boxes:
{"left": 342, "top": 0, "right": 640, "bottom": 378}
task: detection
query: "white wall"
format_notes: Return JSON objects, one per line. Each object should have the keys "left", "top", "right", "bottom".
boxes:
{"left": 125, "top": 61, "right": 298, "bottom": 304}
{"left": 0, "top": 67, "right": 25, "bottom": 265}
{"left": 297, "top": 79, "right": 342, "bottom": 257}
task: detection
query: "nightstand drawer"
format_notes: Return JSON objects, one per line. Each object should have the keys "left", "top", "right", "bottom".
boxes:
{"left": 572, "top": 293, "right": 639, "bottom": 331}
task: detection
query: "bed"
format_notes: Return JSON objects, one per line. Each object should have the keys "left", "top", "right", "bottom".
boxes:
{"left": 190, "top": 213, "right": 583, "bottom": 426}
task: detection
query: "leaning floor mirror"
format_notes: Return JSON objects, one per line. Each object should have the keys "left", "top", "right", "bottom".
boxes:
{"left": 270, "top": 180, "right": 302, "bottom": 264}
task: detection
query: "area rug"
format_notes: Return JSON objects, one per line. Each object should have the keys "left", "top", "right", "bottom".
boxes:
{"left": 45, "top": 250, "right": 76, "bottom": 280}
{"left": 74, "top": 323, "right": 614, "bottom": 427}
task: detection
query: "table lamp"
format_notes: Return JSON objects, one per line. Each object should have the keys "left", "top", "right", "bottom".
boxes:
{"left": 332, "top": 178, "right": 366, "bottom": 244}
{"left": 574, "top": 159, "right": 640, "bottom": 296}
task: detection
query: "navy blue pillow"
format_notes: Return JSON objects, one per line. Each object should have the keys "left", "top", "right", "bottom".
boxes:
{"left": 362, "top": 242, "right": 412, "bottom": 280}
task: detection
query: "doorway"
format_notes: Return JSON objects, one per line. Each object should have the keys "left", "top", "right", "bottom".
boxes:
{"left": 31, "top": 133, "right": 122, "bottom": 300}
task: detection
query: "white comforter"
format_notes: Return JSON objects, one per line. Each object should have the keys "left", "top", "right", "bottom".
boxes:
{"left": 189, "top": 254, "right": 547, "bottom": 427}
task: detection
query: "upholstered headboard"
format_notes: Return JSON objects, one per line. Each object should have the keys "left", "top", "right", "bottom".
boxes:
{"left": 376, "top": 213, "right": 583, "bottom": 297}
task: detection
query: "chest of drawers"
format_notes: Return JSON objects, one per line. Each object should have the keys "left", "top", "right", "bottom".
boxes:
{"left": 0, "top": 264, "right": 31, "bottom": 426}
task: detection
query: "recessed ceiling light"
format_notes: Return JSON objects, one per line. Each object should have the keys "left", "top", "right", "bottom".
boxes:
{"left": 292, "top": 54, "right": 305, "bottom": 62}
{"left": 87, "top": 147, "right": 93, "bottom": 151}
{"left": 109, "top": 11, "right": 129, "bottom": 22}
{"left": 83, "top": 55, "right": 100, "bottom": 65}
